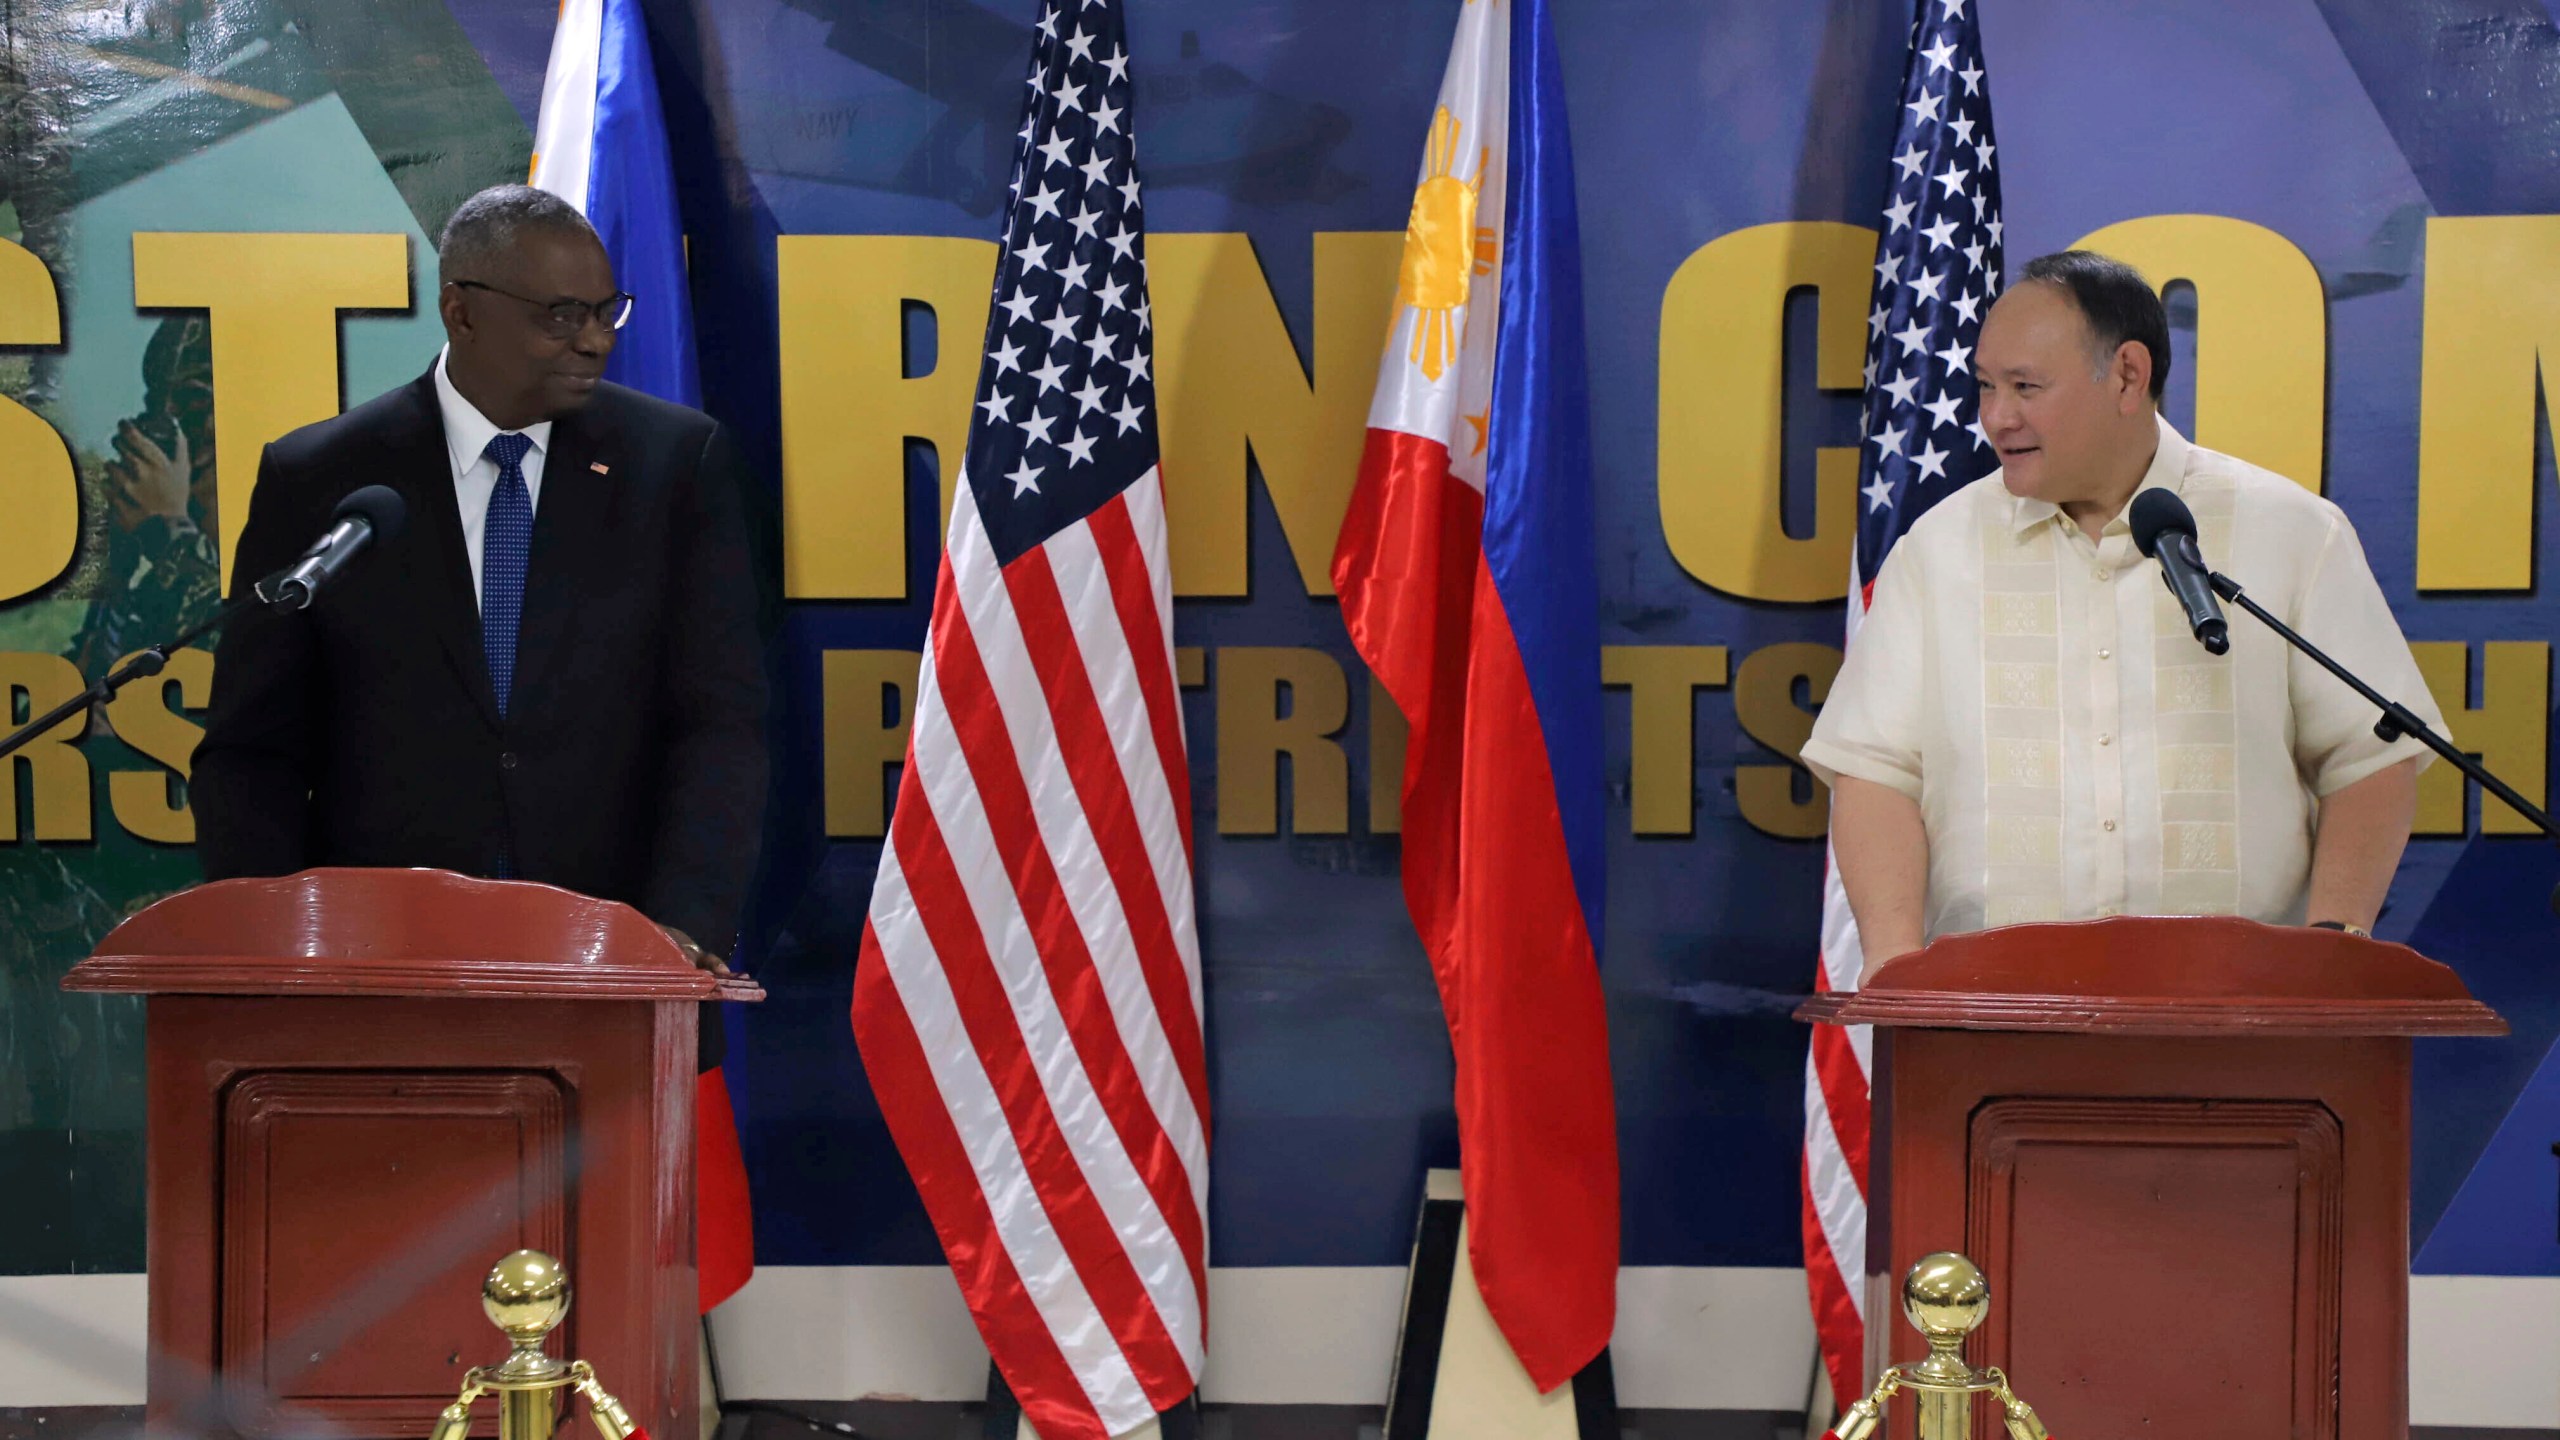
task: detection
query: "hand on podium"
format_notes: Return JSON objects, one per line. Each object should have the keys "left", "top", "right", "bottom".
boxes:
{"left": 657, "top": 924, "right": 737, "bottom": 979}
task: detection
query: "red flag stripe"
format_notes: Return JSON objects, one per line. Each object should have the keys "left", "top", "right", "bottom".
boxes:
{"left": 1090, "top": 483, "right": 1198, "bottom": 866}
{"left": 941, "top": 525, "right": 1210, "bottom": 1220}
{"left": 915, "top": 563, "right": 1207, "bottom": 1373}
{"left": 853, "top": 918, "right": 1121, "bottom": 1440}
{"left": 1801, "top": 1024, "right": 1868, "bottom": 1289}
{"left": 1804, "top": 615, "right": 1875, "bottom": 1411}
{"left": 947, "top": 513, "right": 1210, "bottom": 1139}
{"left": 882, "top": 766, "right": 1195, "bottom": 1411}
{"left": 1000, "top": 545, "right": 1212, "bottom": 1288}
{"left": 1798, "top": 1148, "right": 1867, "bottom": 1424}
{"left": 1805, "top": 953, "right": 1871, "bottom": 1404}
{"left": 1806, "top": 974, "right": 1871, "bottom": 1199}
{"left": 1022, "top": 515, "right": 1210, "bottom": 1124}
{"left": 1080, "top": 491, "right": 1207, "bottom": 1040}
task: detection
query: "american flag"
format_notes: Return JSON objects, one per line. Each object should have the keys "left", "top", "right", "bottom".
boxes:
{"left": 1803, "top": 0, "right": 2002, "bottom": 1411}
{"left": 849, "top": 4, "right": 1208, "bottom": 1438}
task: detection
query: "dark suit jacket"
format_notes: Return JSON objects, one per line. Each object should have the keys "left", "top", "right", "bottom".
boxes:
{"left": 194, "top": 370, "right": 770, "bottom": 1053}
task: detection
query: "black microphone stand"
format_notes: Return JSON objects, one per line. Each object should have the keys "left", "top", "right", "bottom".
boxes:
{"left": 0, "top": 583, "right": 272, "bottom": 765}
{"left": 2208, "top": 569, "right": 2560, "bottom": 912}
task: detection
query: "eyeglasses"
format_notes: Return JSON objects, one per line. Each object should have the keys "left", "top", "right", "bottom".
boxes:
{"left": 450, "top": 280, "right": 636, "bottom": 339}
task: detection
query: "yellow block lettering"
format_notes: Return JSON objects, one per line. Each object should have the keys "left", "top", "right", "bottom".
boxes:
{"left": 130, "top": 233, "right": 411, "bottom": 590}
{"left": 105, "top": 646, "right": 213, "bottom": 845}
{"left": 0, "top": 239, "right": 76, "bottom": 603}
{"left": 822, "top": 649, "right": 922, "bottom": 839}
{"left": 1, "top": 652, "right": 91, "bottom": 842}
{"left": 2416, "top": 216, "right": 2560, "bottom": 590}
{"left": 1152, "top": 232, "right": 1402, "bottom": 596}
{"left": 1215, "top": 646, "right": 1349, "bottom": 835}
{"left": 777, "top": 236, "right": 995, "bottom": 599}
{"left": 1601, "top": 644, "right": 1730, "bottom": 836}
{"left": 1658, "top": 222, "right": 1871, "bottom": 603}
{"left": 1734, "top": 641, "right": 1842, "bottom": 840}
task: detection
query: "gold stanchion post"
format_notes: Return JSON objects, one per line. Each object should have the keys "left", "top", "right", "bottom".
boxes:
{"left": 427, "top": 1251, "right": 648, "bottom": 1440}
{"left": 1827, "top": 1253, "right": 2054, "bottom": 1440}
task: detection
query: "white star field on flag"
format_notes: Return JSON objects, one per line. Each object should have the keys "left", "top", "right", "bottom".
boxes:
{"left": 1855, "top": 0, "right": 2004, "bottom": 588}
{"left": 966, "top": 1, "right": 1157, "bottom": 565}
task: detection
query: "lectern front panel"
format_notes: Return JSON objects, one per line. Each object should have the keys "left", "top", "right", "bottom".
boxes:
{"left": 144, "top": 992, "right": 696, "bottom": 1440}
{"left": 1967, "top": 1097, "right": 2343, "bottom": 1434}
{"left": 1877, "top": 1028, "right": 2410, "bottom": 1440}
{"left": 219, "top": 1070, "right": 573, "bottom": 1432}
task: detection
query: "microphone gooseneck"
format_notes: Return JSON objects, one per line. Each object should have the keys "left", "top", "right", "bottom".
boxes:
{"left": 2128, "top": 488, "right": 2230, "bottom": 656}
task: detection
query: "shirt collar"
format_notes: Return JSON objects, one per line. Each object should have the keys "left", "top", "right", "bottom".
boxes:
{"left": 434, "top": 346, "right": 552, "bottom": 476}
{"left": 2008, "top": 411, "right": 2190, "bottom": 537}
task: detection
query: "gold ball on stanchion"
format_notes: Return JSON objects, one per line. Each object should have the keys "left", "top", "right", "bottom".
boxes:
{"left": 484, "top": 1249, "right": 572, "bottom": 1334}
{"left": 1901, "top": 1250, "right": 1990, "bottom": 1340}
{"left": 483, "top": 1249, "right": 572, "bottom": 1383}
{"left": 1901, "top": 1250, "right": 1991, "bottom": 1392}
{"left": 1827, "top": 1254, "right": 2053, "bottom": 1440}
{"left": 431, "top": 1251, "right": 644, "bottom": 1440}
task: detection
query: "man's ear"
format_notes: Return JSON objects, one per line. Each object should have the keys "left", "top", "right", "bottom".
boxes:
{"left": 2113, "top": 340, "right": 2153, "bottom": 415}
{"left": 437, "top": 282, "right": 473, "bottom": 343}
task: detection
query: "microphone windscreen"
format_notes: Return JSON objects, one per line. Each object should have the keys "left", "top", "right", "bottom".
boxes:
{"left": 2127, "top": 487, "right": 2193, "bottom": 560}
{"left": 334, "top": 484, "right": 409, "bottom": 545}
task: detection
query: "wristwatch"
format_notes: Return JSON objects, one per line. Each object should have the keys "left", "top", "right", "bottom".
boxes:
{"left": 2307, "top": 919, "right": 2370, "bottom": 938}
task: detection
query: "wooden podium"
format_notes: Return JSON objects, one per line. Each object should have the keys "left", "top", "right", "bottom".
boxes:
{"left": 1800, "top": 915, "right": 2504, "bottom": 1438}
{"left": 62, "top": 867, "right": 761, "bottom": 1440}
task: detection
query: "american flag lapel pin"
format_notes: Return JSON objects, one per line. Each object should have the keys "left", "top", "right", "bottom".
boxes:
{"left": 590, "top": 461, "right": 610, "bottom": 475}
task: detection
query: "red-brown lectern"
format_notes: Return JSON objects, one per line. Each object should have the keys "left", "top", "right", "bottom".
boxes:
{"left": 62, "top": 867, "right": 761, "bottom": 1439}
{"left": 1799, "top": 915, "right": 2503, "bottom": 1438}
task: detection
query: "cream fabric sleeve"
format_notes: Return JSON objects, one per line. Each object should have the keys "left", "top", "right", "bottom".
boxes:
{"left": 2285, "top": 509, "right": 2442, "bottom": 796}
{"left": 1802, "top": 542, "right": 1930, "bottom": 800}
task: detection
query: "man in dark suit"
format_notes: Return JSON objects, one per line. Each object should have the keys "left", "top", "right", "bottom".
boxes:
{"left": 194, "top": 186, "right": 768, "bottom": 1031}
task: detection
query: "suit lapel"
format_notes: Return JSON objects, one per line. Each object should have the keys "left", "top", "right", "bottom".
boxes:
{"left": 385, "top": 373, "right": 504, "bottom": 731}
{"left": 512, "top": 404, "right": 618, "bottom": 715}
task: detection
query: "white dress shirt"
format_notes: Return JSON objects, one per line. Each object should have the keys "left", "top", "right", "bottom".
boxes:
{"left": 434, "top": 347, "right": 551, "bottom": 609}
{"left": 1802, "top": 415, "right": 2441, "bottom": 939}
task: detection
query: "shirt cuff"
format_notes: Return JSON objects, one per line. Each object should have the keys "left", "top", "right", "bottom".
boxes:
{"left": 2311, "top": 736, "right": 2433, "bottom": 798}
{"left": 1800, "top": 738, "right": 1922, "bottom": 801}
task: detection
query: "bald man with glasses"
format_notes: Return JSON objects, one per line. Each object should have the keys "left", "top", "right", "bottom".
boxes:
{"left": 195, "top": 185, "right": 770, "bottom": 1049}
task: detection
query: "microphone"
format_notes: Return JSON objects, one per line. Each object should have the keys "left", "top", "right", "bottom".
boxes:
{"left": 2128, "top": 488, "right": 2229, "bottom": 656}
{"left": 258, "top": 485, "right": 409, "bottom": 612}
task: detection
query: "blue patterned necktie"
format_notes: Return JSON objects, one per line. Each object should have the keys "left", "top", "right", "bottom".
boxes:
{"left": 480, "top": 431, "right": 535, "bottom": 717}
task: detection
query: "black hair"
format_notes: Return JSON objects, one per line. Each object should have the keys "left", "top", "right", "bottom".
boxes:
{"left": 2015, "top": 249, "right": 2170, "bottom": 403}
{"left": 436, "top": 184, "right": 601, "bottom": 290}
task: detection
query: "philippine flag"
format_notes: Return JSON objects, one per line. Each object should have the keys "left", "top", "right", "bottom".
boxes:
{"left": 1330, "top": 0, "right": 1617, "bottom": 1393}
{"left": 532, "top": 0, "right": 700, "bottom": 406}
{"left": 531, "top": 0, "right": 753, "bottom": 1316}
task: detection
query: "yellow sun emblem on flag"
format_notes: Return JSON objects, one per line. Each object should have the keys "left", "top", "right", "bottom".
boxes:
{"left": 1395, "top": 105, "right": 1498, "bottom": 383}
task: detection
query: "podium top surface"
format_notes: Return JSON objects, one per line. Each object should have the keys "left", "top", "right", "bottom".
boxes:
{"left": 1795, "top": 914, "right": 2505, "bottom": 1037}
{"left": 63, "top": 868, "right": 765, "bottom": 1003}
